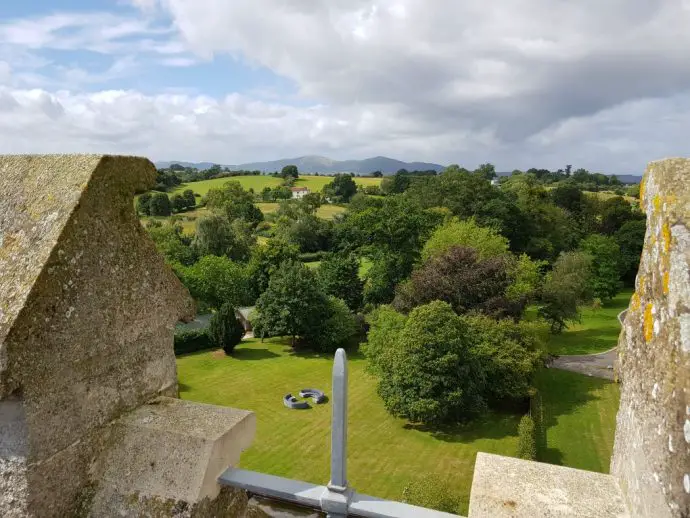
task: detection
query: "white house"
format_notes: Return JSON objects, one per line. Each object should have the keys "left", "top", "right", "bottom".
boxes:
{"left": 291, "top": 186, "right": 310, "bottom": 199}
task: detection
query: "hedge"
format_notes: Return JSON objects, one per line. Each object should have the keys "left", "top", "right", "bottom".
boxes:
{"left": 516, "top": 414, "right": 537, "bottom": 460}
{"left": 174, "top": 328, "right": 212, "bottom": 355}
{"left": 299, "top": 251, "right": 329, "bottom": 263}
{"left": 529, "top": 388, "right": 546, "bottom": 458}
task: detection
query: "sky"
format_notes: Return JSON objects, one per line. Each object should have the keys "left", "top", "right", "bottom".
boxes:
{"left": 0, "top": 1, "right": 689, "bottom": 172}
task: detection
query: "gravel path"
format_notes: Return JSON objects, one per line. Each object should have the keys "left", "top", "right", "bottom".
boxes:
{"left": 548, "top": 309, "right": 626, "bottom": 381}
{"left": 549, "top": 348, "right": 618, "bottom": 380}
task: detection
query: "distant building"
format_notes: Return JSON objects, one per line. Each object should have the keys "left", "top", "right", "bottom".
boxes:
{"left": 290, "top": 186, "right": 310, "bottom": 199}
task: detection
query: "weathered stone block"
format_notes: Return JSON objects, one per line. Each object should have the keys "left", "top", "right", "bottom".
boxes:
{"left": 88, "top": 397, "right": 255, "bottom": 517}
{"left": 468, "top": 452, "right": 628, "bottom": 518}
{"left": 0, "top": 155, "right": 195, "bottom": 516}
{"left": 612, "top": 158, "right": 690, "bottom": 517}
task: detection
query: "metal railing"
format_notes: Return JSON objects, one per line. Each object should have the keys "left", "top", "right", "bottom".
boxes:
{"left": 218, "top": 349, "right": 461, "bottom": 518}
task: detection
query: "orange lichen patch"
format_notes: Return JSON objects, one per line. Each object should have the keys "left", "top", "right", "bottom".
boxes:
{"left": 663, "top": 271, "right": 670, "bottom": 295}
{"left": 631, "top": 291, "right": 641, "bottom": 311}
{"left": 661, "top": 222, "right": 672, "bottom": 253}
{"left": 643, "top": 303, "right": 654, "bottom": 342}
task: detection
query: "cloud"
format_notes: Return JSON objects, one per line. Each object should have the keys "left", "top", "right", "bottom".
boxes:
{"left": 152, "top": 0, "right": 690, "bottom": 141}
{"left": 1, "top": 1, "right": 690, "bottom": 172}
{"left": 1, "top": 84, "right": 688, "bottom": 172}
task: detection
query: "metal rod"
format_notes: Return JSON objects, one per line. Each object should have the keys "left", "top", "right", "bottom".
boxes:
{"left": 329, "top": 348, "right": 348, "bottom": 490}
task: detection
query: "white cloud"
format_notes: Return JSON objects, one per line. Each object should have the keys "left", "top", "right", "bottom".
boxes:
{"left": 0, "top": 84, "right": 689, "bottom": 172}
{"left": 1, "top": 1, "right": 690, "bottom": 171}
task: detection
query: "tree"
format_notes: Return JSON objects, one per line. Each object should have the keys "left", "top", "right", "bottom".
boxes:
{"left": 193, "top": 214, "right": 253, "bottom": 261}
{"left": 366, "top": 301, "right": 487, "bottom": 424}
{"left": 149, "top": 192, "right": 171, "bottom": 216}
{"left": 182, "top": 189, "right": 196, "bottom": 208}
{"left": 204, "top": 181, "right": 264, "bottom": 226}
{"left": 281, "top": 164, "right": 299, "bottom": 179}
{"left": 273, "top": 214, "right": 332, "bottom": 253}
{"left": 246, "top": 239, "right": 300, "bottom": 299}
{"left": 474, "top": 163, "right": 497, "bottom": 180}
{"left": 171, "top": 194, "right": 187, "bottom": 213}
{"left": 305, "top": 296, "right": 359, "bottom": 353}
{"left": 317, "top": 253, "right": 363, "bottom": 311}
{"left": 392, "top": 246, "right": 516, "bottom": 318}
{"left": 254, "top": 261, "right": 329, "bottom": 347}
{"left": 301, "top": 192, "right": 323, "bottom": 214}
{"left": 614, "top": 219, "right": 646, "bottom": 283}
{"left": 551, "top": 184, "right": 585, "bottom": 215}
{"left": 323, "top": 174, "right": 358, "bottom": 203}
{"left": 538, "top": 251, "right": 593, "bottom": 333}
{"left": 578, "top": 234, "right": 623, "bottom": 301}
{"left": 146, "top": 221, "right": 196, "bottom": 266}
{"left": 366, "top": 302, "right": 545, "bottom": 425}
{"left": 421, "top": 218, "right": 509, "bottom": 262}
{"left": 177, "top": 255, "right": 250, "bottom": 309}
{"left": 380, "top": 172, "right": 411, "bottom": 194}
{"left": 516, "top": 415, "right": 537, "bottom": 460}
{"left": 599, "top": 196, "right": 638, "bottom": 235}
{"left": 208, "top": 303, "right": 244, "bottom": 355}
{"left": 137, "top": 193, "right": 152, "bottom": 215}
{"left": 372, "top": 170, "right": 383, "bottom": 178}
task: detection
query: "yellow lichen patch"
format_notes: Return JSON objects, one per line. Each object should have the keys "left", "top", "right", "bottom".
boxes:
{"left": 644, "top": 303, "right": 654, "bottom": 342}
{"left": 653, "top": 194, "right": 661, "bottom": 213}
{"left": 663, "top": 271, "right": 670, "bottom": 295}
{"left": 631, "top": 292, "right": 641, "bottom": 311}
{"left": 661, "top": 222, "right": 672, "bottom": 253}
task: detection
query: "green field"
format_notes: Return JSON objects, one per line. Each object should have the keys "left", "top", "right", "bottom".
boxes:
{"left": 177, "top": 336, "right": 620, "bottom": 513}
{"left": 534, "top": 368, "right": 619, "bottom": 472}
{"left": 546, "top": 289, "right": 632, "bottom": 355}
{"left": 169, "top": 175, "right": 381, "bottom": 197}
{"left": 177, "top": 339, "right": 521, "bottom": 513}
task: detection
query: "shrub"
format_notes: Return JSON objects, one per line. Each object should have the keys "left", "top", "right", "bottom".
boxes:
{"left": 208, "top": 303, "right": 244, "bottom": 355}
{"left": 173, "top": 329, "right": 210, "bottom": 355}
{"left": 516, "top": 414, "right": 537, "bottom": 460}
{"left": 402, "top": 475, "right": 463, "bottom": 514}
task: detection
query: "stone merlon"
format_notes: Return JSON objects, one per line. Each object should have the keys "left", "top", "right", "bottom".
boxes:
{"left": 0, "top": 155, "right": 254, "bottom": 517}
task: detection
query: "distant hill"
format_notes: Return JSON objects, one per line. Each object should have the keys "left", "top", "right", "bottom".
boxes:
{"left": 155, "top": 156, "right": 642, "bottom": 183}
{"left": 155, "top": 155, "right": 445, "bottom": 175}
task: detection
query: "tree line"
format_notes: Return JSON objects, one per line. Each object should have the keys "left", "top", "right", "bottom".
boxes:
{"left": 143, "top": 162, "right": 645, "bottom": 427}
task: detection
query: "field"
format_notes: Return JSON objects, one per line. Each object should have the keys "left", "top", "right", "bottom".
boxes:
{"left": 534, "top": 369, "right": 619, "bottom": 472}
{"left": 168, "top": 175, "right": 382, "bottom": 197}
{"left": 177, "top": 336, "right": 620, "bottom": 513}
{"left": 545, "top": 289, "right": 633, "bottom": 355}
{"left": 177, "top": 339, "right": 521, "bottom": 513}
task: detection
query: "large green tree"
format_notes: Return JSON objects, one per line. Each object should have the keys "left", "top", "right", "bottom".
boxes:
{"left": 254, "top": 261, "right": 329, "bottom": 346}
{"left": 317, "top": 252, "right": 363, "bottom": 311}
{"left": 614, "top": 219, "right": 646, "bottom": 283}
{"left": 192, "top": 214, "right": 254, "bottom": 261}
{"left": 578, "top": 234, "right": 623, "bottom": 301}
{"left": 366, "top": 301, "right": 487, "bottom": 424}
{"left": 323, "top": 174, "right": 358, "bottom": 203}
{"left": 204, "top": 181, "right": 264, "bottom": 226}
{"left": 421, "top": 218, "right": 509, "bottom": 262}
{"left": 178, "top": 255, "right": 250, "bottom": 309}
{"left": 246, "top": 239, "right": 300, "bottom": 300}
{"left": 146, "top": 221, "right": 196, "bottom": 266}
{"left": 281, "top": 164, "right": 299, "bottom": 180}
{"left": 538, "top": 251, "right": 593, "bottom": 332}
{"left": 149, "top": 192, "right": 172, "bottom": 216}
{"left": 137, "top": 193, "right": 152, "bottom": 215}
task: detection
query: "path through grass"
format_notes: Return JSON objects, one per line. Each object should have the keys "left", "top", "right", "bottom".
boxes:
{"left": 545, "top": 289, "right": 633, "bottom": 355}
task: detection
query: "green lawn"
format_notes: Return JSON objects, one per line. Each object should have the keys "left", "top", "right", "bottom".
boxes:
{"left": 535, "top": 369, "right": 619, "bottom": 472}
{"left": 177, "top": 338, "right": 521, "bottom": 513}
{"left": 177, "top": 336, "right": 620, "bottom": 513}
{"left": 546, "top": 289, "right": 633, "bottom": 355}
